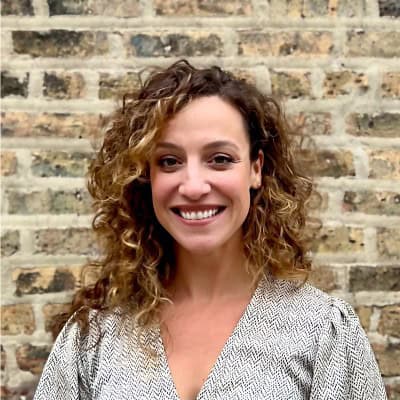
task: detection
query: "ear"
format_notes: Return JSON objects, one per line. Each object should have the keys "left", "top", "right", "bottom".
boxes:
{"left": 250, "top": 150, "right": 264, "bottom": 189}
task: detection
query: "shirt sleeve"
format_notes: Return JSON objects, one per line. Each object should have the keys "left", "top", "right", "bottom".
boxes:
{"left": 310, "top": 298, "right": 387, "bottom": 400}
{"left": 33, "top": 316, "right": 93, "bottom": 400}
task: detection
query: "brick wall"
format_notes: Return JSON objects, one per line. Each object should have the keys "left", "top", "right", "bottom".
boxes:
{"left": 1, "top": 0, "right": 400, "bottom": 398}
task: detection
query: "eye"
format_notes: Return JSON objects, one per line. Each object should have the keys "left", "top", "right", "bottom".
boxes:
{"left": 209, "top": 154, "right": 235, "bottom": 166}
{"left": 158, "top": 156, "right": 180, "bottom": 170}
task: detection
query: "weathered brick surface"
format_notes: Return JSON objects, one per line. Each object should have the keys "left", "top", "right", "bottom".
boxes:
{"left": 289, "top": 112, "right": 332, "bottom": 136}
{"left": 34, "top": 228, "right": 97, "bottom": 255}
{"left": 43, "top": 71, "right": 86, "bottom": 99}
{"left": 378, "top": 0, "right": 400, "bottom": 17}
{"left": 1, "top": 345, "right": 6, "bottom": 371}
{"left": 270, "top": 69, "right": 313, "bottom": 99}
{"left": 48, "top": 0, "right": 141, "bottom": 16}
{"left": 12, "top": 31, "right": 109, "bottom": 58}
{"left": 42, "top": 303, "right": 70, "bottom": 332}
{"left": 307, "top": 190, "right": 329, "bottom": 213}
{"left": 2, "top": 0, "right": 400, "bottom": 384}
{"left": 345, "top": 31, "right": 400, "bottom": 57}
{"left": 126, "top": 32, "right": 223, "bottom": 57}
{"left": 1, "top": 230, "right": 20, "bottom": 257}
{"left": 377, "top": 228, "right": 400, "bottom": 259}
{"left": 382, "top": 72, "right": 400, "bottom": 98}
{"left": 368, "top": 150, "right": 400, "bottom": 179}
{"left": 99, "top": 72, "right": 141, "bottom": 99}
{"left": 0, "top": 151, "right": 17, "bottom": 176}
{"left": 154, "top": 0, "right": 252, "bottom": 16}
{"left": 1, "top": 0, "right": 33, "bottom": 15}
{"left": 373, "top": 342, "right": 400, "bottom": 376}
{"left": 2, "top": 112, "right": 101, "bottom": 138}
{"left": 16, "top": 344, "right": 51, "bottom": 375}
{"left": 346, "top": 113, "right": 400, "bottom": 138}
{"left": 349, "top": 266, "right": 400, "bottom": 291}
{"left": 311, "top": 226, "right": 364, "bottom": 253}
{"left": 303, "top": 149, "right": 355, "bottom": 178}
{"left": 378, "top": 305, "right": 400, "bottom": 338}
{"left": 6, "top": 189, "right": 92, "bottom": 215}
{"left": 323, "top": 71, "right": 369, "bottom": 98}
{"left": 238, "top": 31, "right": 334, "bottom": 57}
{"left": 354, "top": 306, "right": 373, "bottom": 331}
{"left": 343, "top": 191, "right": 400, "bottom": 216}
{"left": 269, "top": 0, "right": 364, "bottom": 17}
{"left": 1, "top": 71, "right": 29, "bottom": 98}
{"left": 1, "top": 305, "right": 35, "bottom": 335}
{"left": 12, "top": 266, "right": 81, "bottom": 296}
{"left": 309, "top": 265, "right": 343, "bottom": 292}
{"left": 386, "top": 383, "right": 400, "bottom": 400}
{"left": 31, "top": 151, "right": 93, "bottom": 177}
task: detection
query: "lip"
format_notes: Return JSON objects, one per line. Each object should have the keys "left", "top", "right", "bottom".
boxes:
{"left": 171, "top": 204, "right": 224, "bottom": 212}
{"left": 171, "top": 206, "right": 226, "bottom": 225}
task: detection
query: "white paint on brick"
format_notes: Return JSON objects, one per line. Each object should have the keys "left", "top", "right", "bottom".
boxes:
{"left": 370, "top": 306, "right": 381, "bottom": 332}
{"left": 352, "top": 146, "right": 369, "bottom": 178}
{"left": 1, "top": 215, "right": 92, "bottom": 229}
{"left": 32, "top": 0, "right": 49, "bottom": 16}
{"left": 364, "top": 227, "right": 379, "bottom": 261}
{"left": 28, "top": 70, "right": 44, "bottom": 99}
{"left": 355, "top": 291, "right": 400, "bottom": 306}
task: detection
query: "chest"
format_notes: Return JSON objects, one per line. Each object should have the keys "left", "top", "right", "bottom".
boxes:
{"left": 161, "top": 301, "right": 249, "bottom": 400}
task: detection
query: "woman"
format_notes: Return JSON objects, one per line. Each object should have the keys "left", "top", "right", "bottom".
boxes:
{"left": 34, "top": 60, "right": 386, "bottom": 399}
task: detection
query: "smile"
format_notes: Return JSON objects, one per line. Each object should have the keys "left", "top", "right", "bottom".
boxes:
{"left": 171, "top": 207, "right": 225, "bottom": 221}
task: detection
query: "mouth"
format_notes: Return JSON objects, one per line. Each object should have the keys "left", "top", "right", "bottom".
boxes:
{"left": 171, "top": 206, "right": 226, "bottom": 221}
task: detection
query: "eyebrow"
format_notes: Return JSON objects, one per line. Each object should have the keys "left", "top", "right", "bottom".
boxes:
{"left": 155, "top": 140, "right": 241, "bottom": 152}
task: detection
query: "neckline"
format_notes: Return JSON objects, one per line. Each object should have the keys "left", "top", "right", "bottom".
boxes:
{"left": 157, "top": 276, "right": 265, "bottom": 400}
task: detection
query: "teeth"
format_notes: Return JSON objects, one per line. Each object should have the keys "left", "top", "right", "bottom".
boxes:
{"left": 179, "top": 208, "right": 219, "bottom": 220}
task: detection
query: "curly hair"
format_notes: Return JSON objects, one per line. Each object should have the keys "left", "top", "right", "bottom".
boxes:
{"left": 53, "top": 59, "right": 314, "bottom": 339}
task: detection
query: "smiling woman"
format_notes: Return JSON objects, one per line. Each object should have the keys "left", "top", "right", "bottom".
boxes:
{"left": 33, "top": 60, "right": 387, "bottom": 400}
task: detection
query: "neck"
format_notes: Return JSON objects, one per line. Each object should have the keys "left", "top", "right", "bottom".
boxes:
{"left": 169, "top": 238, "right": 253, "bottom": 303}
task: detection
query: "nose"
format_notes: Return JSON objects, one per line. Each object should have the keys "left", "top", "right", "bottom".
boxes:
{"left": 178, "top": 163, "right": 211, "bottom": 200}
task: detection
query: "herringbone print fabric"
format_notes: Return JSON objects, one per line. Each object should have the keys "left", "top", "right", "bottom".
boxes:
{"left": 34, "top": 276, "right": 387, "bottom": 399}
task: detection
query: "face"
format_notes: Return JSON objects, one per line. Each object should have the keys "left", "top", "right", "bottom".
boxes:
{"left": 149, "top": 95, "right": 263, "bottom": 256}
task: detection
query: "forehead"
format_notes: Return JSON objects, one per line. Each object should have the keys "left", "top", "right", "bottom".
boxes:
{"left": 159, "top": 96, "right": 249, "bottom": 147}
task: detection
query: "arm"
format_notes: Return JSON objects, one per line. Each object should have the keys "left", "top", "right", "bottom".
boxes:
{"left": 33, "top": 318, "right": 92, "bottom": 400}
{"left": 310, "top": 299, "right": 387, "bottom": 400}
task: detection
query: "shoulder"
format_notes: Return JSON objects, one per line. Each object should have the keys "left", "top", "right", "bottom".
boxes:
{"left": 257, "top": 275, "right": 361, "bottom": 337}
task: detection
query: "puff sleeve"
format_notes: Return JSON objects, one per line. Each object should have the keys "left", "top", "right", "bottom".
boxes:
{"left": 310, "top": 299, "right": 387, "bottom": 400}
{"left": 33, "top": 317, "right": 93, "bottom": 400}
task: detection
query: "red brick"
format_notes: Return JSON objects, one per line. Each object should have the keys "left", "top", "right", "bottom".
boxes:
{"left": 238, "top": 30, "right": 334, "bottom": 56}
{"left": 12, "top": 30, "right": 109, "bottom": 58}
{"left": 288, "top": 112, "right": 332, "bottom": 136}
{"left": 0, "top": 151, "right": 17, "bottom": 176}
{"left": 311, "top": 226, "right": 364, "bottom": 253}
{"left": 154, "top": 0, "right": 252, "bottom": 16}
{"left": 368, "top": 150, "right": 400, "bottom": 179}
{"left": 16, "top": 344, "right": 51, "bottom": 375}
{"left": 43, "top": 71, "right": 86, "bottom": 99}
{"left": 346, "top": 113, "right": 400, "bottom": 138}
{"left": 1, "top": 112, "right": 101, "bottom": 139}
{"left": 345, "top": 31, "right": 400, "bottom": 57}
{"left": 126, "top": 32, "right": 223, "bottom": 57}
{"left": 343, "top": 191, "right": 400, "bottom": 216}
{"left": 382, "top": 72, "right": 400, "bottom": 98}
{"left": 34, "top": 228, "right": 97, "bottom": 256}
{"left": 1, "top": 305, "right": 35, "bottom": 335}
{"left": 378, "top": 305, "right": 400, "bottom": 338}
{"left": 270, "top": 69, "right": 313, "bottom": 99}
{"left": 323, "top": 70, "right": 368, "bottom": 98}
{"left": 12, "top": 266, "right": 81, "bottom": 296}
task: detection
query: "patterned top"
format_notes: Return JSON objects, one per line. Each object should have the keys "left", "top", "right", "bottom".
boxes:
{"left": 34, "top": 275, "right": 387, "bottom": 400}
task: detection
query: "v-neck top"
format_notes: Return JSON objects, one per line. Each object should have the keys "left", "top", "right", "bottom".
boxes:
{"left": 33, "top": 276, "right": 387, "bottom": 400}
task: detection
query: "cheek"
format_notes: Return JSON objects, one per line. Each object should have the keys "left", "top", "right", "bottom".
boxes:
{"left": 150, "top": 173, "right": 174, "bottom": 210}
